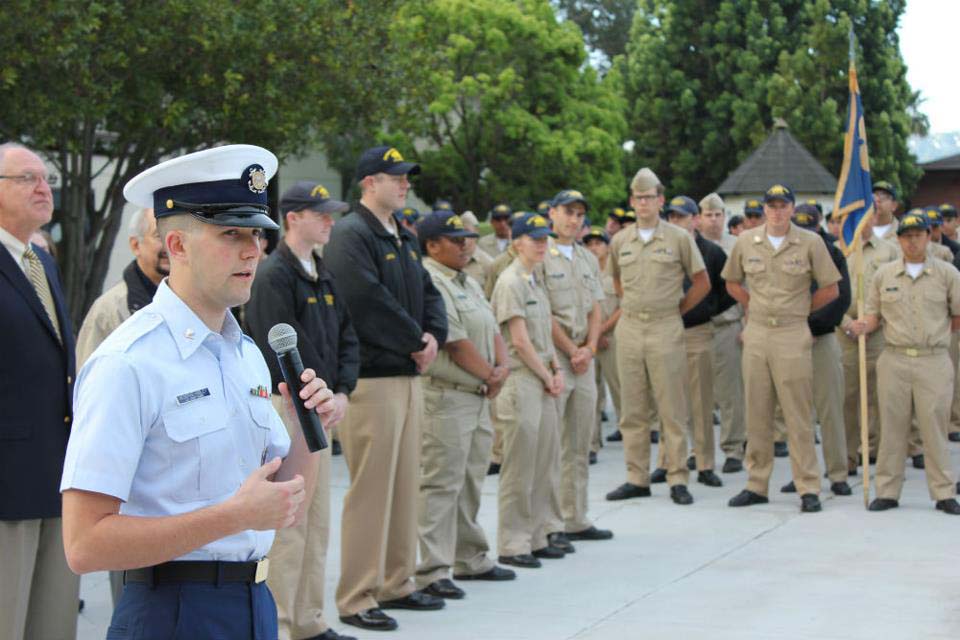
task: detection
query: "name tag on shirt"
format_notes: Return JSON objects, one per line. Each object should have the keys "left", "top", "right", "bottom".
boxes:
{"left": 176, "top": 388, "right": 210, "bottom": 406}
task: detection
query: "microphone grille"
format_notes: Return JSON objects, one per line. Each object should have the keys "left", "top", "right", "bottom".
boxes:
{"left": 267, "top": 323, "right": 298, "bottom": 353}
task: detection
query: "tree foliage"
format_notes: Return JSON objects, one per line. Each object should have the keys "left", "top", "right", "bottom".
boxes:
{"left": 552, "top": 0, "right": 637, "bottom": 68}
{"left": 387, "top": 0, "right": 627, "bottom": 220}
{"left": 0, "top": 0, "right": 405, "bottom": 325}
{"left": 622, "top": 0, "right": 922, "bottom": 199}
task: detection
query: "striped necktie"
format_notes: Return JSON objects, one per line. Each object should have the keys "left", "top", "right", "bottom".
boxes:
{"left": 23, "top": 246, "right": 62, "bottom": 344}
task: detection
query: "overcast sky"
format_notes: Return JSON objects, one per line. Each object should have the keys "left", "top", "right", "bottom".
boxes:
{"left": 900, "top": 0, "right": 958, "bottom": 134}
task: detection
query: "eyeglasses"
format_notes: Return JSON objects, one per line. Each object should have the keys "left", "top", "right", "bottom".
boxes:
{"left": 631, "top": 194, "right": 659, "bottom": 204}
{"left": 0, "top": 172, "right": 51, "bottom": 187}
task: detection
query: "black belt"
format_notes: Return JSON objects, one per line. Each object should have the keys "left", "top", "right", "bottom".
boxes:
{"left": 124, "top": 559, "right": 270, "bottom": 585}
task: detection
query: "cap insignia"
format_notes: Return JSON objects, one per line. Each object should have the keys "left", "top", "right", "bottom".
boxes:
{"left": 247, "top": 165, "right": 268, "bottom": 194}
{"left": 310, "top": 184, "right": 330, "bottom": 199}
{"left": 383, "top": 147, "right": 404, "bottom": 162}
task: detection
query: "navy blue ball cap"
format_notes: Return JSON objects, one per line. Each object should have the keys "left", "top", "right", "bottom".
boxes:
{"left": 395, "top": 207, "right": 421, "bottom": 223}
{"left": 938, "top": 203, "right": 958, "bottom": 218}
{"left": 280, "top": 181, "right": 349, "bottom": 216}
{"left": 923, "top": 206, "right": 943, "bottom": 227}
{"left": 124, "top": 144, "right": 279, "bottom": 230}
{"left": 536, "top": 200, "right": 551, "bottom": 215}
{"left": 743, "top": 199, "right": 763, "bottom": 216}
{"left": 792, "top": 203, "right": 820, "bottom": 230}
{"left": 490, "top": 203, "right": 513, "bottom": 219}
{"left": 872, "top": 180, "right": 898, "bottom": 201}
{"left": 512, "top": 213, "right": 553, "bottom": 239}
{"left": 665, "top": 195, "right": 698, "bottom": 216}
{"left": 434, "top": 199, "right": 453, "bottom": 211}
{"left": 898, "top": 210, "right": 930, "bottom": 235}
{"left": 582, "top": 225, "right": 610, "bottom": 244}
{"left": 551, "top": 189, "right": 589, "bottom": 210}
{"left": 763, "top": 184, "right": 795, "bottom": 204}
{"left": 417, "top": 211, "right": 479, "bottom": 242}
{"left": 356, "top": 145, "right": 420, "bottom": 181}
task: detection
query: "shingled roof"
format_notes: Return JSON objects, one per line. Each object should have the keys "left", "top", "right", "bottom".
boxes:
{"left": 921, "top": 152, "right": 960, "bottom": 171}
{"left": 717, "top": 118, "right": 837, "bottom": 195}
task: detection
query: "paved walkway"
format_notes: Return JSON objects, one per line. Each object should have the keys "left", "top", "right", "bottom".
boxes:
{"left": 77, "top": 419, "right": 960, "bottom": 639}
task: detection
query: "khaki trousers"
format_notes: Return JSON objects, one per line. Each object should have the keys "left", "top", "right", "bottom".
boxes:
{"left": 416, "top": 385, "right": 495, "bottom": 585}
{"left": 336, "top": 376, "right": 421, "bottom": 616}
{"left": 712, "top": 320, "right": 746, "bottom": 458}
{"left": 491, "top": 422, "right": 503, "bottom": 466}
{"left": 268, "top": 395, "right": 332, "bottom": 640}
{"left": 557, "top": 354, "right": 597, "bottom": 532}
{"left": 838, "top": 328, "right": 884, "bottom": 466}
{"left": 616, "top": 314, "right": 690, "bottom": 487}
{"left": 494, "top": 369, "right": 562, "bottom": 556}
{"left": 592, "top": 372, "right": 605, "bottom": 454}
{"left": 950, "top": 332, "right": 960, "bottom": 435}
{"left": 684, "top": 323, "right": 716, "bottom": 471}
{"left": 742, "top": 321, "right": 821, "bottom": 496}
{"left": 876, "top": 350, "right": 956, "bottom": 501}
{"left": 812, "top": 333, "right": 848, "bottom": 483}
{"left": 0, "top": 517, "right": 79, "bottom": 640}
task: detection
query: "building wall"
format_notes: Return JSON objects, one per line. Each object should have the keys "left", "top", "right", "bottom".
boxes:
{"left": 720, "top": 192, "right": 836, "bottom": 221}
{"left": 911, "top": 170, "right": 960, "bottom": 209}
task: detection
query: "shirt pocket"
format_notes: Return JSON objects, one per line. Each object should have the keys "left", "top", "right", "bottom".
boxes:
{"left": 617, "top": 253, "right": 642, "bottom": 286}
{"left": 246, "top": 397, "right": 277, "bottom": 465}
{"left": 163, "top": 403, "right": 239, "bottom": 503}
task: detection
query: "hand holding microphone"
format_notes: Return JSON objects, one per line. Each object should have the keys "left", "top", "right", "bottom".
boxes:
{"left": 268, "top": 323, "right": 330, "bottom": 452}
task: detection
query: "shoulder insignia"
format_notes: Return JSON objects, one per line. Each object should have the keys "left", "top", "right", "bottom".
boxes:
{"left": 324, "top": 294, "right": 334, "bottom": 305}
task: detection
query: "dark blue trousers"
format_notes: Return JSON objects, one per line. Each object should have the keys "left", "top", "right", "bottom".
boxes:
{"left": 106, "top": 581, "right": 278, "bottom": 639}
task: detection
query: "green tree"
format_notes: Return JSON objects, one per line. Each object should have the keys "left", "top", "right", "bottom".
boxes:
{"left": 552, "top": 0, "right": 637, "bottom": 68}
{"left": 387, "top": 0, "right": 627, "bottom": 220}
{"left": 0, "top": 0, "right": 405, "bottom": 325}
{"left": 622, "top": 0, "right": 921, "bottom": 199}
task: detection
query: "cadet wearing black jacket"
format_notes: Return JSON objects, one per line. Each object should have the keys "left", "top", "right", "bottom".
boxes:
{"left": 791, "top": 205, "right": 853, "bottom": 495}
{"left": 245, "top": 180, "right": 360, "bottom": 640}
{"left": 325, "top": 146, "right": 449, "bottom": 633}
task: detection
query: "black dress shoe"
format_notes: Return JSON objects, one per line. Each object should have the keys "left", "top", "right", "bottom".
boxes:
{"left": 378, "top": 590, "right": 445, "bottom": 611}
{"left": 848, "top": 467, "right": 858, "bottom": 477}
{"left": 589, "top": 451, "right": 598, "bottom": 465}
{"left": 670, "top": 484, "right": 694, "bottom": 505}
{"left": 331, "top": 439, "right": 343, "bottom": 456}
{"left": 868, "top": 498, "right": 899, "bottom": 511}
{"left": 686, "top": 455, "right": 696, "bottom": 470}
{"left": 936, "top": 498, "right": 960, "bottom": 515}
{"left": 722, "top": 457, "right": 743, "bottom": 473}
{"left": 547, "top": 532, "right": 575, "bottom": 553}
{"left": 800, "top": 493, "right": 822, "bottom": 513}
{"left": 781, "top": 480, "right": 796, "bottom": 493}
{"left": 650, "top": 430, "right": 660, "bottom": 444}
{"left": 606, "top": 430, "right": 622, "bottom": 442}
{"left": 566, "top": 525, "right": 613, "bottom": 541}
{"left": 601, "top": 410, "right": 609, "bottom": 422}
{"left": 912, "top": 454, "right": 925, "bottom": 469}
{"left": 650, "top": 468, "right": 667, "bottom": 483}
{"left": 950, "top": 432, "right": 960, "bottom": 442}
{"left": 311, "top": 628, "right": 358, "bottom": 640}
{"left": 728, "top": 490, "right": 769, "bottom": 507}
{"left": 774, "top": 441, "right": 789, "bottom": 457}
{"left": 453, "top": 566, "right": 516, "bottom": 581}
{"left": 830, "top": 481, "right": 852, "bottom": 496}
{"left": 606, "top": 482, "right": 651, "bottom": 501}
{"left": 713, "top": 412, "right": 720, "bottom": 426}
{"left": 423, "top": 578, "right": 465, "bottom": 600}
{"left": 697, "top": 470, "right": 723, "bottom": 487}
{"left": 532, "top": 545, "right": 565, "bottom": 559}
{"left": 498, "top": 554, "right": 541, "bottom": 568}
{"left": 487, "top": 462, "right": 501, "bottom": 476}
{"left": 339, "top": 608, "right": 398, "bottom": 632}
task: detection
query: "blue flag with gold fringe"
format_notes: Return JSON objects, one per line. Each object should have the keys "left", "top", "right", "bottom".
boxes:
{"left": 834, "top": 47, "right": 873, "bottom": 256}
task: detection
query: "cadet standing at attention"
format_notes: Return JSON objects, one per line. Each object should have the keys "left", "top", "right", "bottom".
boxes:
{"left": 543, "top": 190, "right": 613, "bottom": 543}
{"left": 605, "top": 168, "right": 710, "bottom": 506}
{"left": 60, "top": 145, "right": 338, "bottom": 639}
{"left": 724, "top": 184, "right": 840, "bottom": 513}
{"left": 851, "top": 212, "right": 960, "bottom": 515}
{"left": 459, "top": 211, "right": 493, "bottom": 285}
{"left": 491, "top": 213, "right": 566, "bottom": 568}
{"left": 479, "top": 203, "right": 513, "bottom": 257}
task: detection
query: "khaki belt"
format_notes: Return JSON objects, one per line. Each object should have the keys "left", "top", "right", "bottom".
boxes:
{"left": 888, "top": 346, "right": 946, "bottom": 357}
{"left": 124, "top": 559, "right": 270, "bottom": 585}
{"left": 747, "top": 314, "right": 806, "bottom": 328}
{"left": 623, "top": 308, "right": 679, "bottom": 322}
{"left": 426, "top": 377, "right": 486, "bottom": 396}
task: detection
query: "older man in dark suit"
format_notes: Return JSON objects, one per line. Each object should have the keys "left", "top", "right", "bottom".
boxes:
{"left": 0, "top": 142, "right": 78, "bottom": 639}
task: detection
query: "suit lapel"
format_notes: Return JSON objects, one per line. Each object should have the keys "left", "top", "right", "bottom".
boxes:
{"left": 0, "top": 243, "right": 62, "bottom": 345}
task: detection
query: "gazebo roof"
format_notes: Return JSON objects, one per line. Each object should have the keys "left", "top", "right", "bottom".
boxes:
{"left": 717, "top": 118, "right": 837, "bottom": 195}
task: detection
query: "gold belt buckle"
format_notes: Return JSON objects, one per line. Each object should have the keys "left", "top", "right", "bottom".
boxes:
{"left": 255, "top": 558, "right": 270, "bottom": 583}
{"left": 768, "top": 317, "right": 779, "bottom": 327}
{"left": 638, "top": 312, "right": 650, "bottom": 320}
{"left": 905, "top": 348, "right": 919, "bottom": 357}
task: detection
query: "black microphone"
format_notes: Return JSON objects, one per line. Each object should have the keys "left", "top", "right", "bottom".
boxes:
{"left": 267, "top": 323, "right": 328, "bottom": 452}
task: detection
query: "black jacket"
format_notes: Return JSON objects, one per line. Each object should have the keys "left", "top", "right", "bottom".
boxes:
{"left": 0, "top": 242, "right": 75, "bottom": 519}
{"left": 682, "top": 232, "right": 735, "bottom": 329}
{"left": 808, "top": 229, "right": 851, "bottom": 337}
{"left": 122, "top": 260, "right": 159, "bottom": 314}
{"left": 941, "top": 234, "right": 960, "bottom": 259}
{"left": 324, "top": 203, "right": 447, "bottom": 378}
{"left": 246, "top": 240, "right": 359, "bottom": 396}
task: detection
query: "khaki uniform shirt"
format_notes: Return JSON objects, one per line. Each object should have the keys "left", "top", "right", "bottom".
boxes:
{"left": 76, "top": 280, "right": 130, "bottom": 368}
{"left": 543, "top": 240, "right": 604, "bottom": 344}
{"left": 865, "top": 257, "right": 960, "bottom": 350}
{"left": 838, "top": 234, "right": 899, "bottom": 323}
{"left": 479, "top": 233, "right": 510, "bottom": 258}
{"left": 608, "top": 219, "right": 705, "bottom": 315}
{"left": 423, "top": 257, "right": 499, "bottom": 388}
{"left": 463, "top": 245, "right": 493, "bottom": 287}
{"left": 598, "top": 270, "right": 619, "bottom": 322}
{"left": 484, "top": 245, "right": 520, "bottom": 299}
{"left": 492, "top": 258, "right": 555, "bottom": 371}
{"left": 721, "top": 222, "right": 841, "bottom": 322}
{"left": 927, "top": 241, "right": 954, "bottom": 263}
{"left": 709, "top": 232, "right": 744, "bottom": 323}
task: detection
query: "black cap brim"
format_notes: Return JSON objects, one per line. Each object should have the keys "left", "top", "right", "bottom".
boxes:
{"left": 199, "top": 210, "right": 279, "bottom": 231}
{"left": 553, "top": 197, "right": 589, "bottom": 210}
{"left": 384, "top": 162, "right": 421, "bottom": 176}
